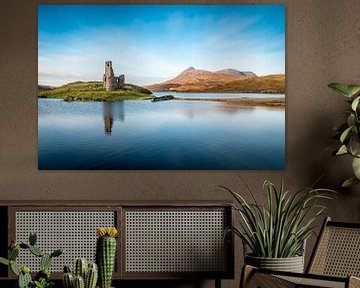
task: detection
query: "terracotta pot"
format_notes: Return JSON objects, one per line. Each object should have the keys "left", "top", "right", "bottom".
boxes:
{"left": 245, "top": 254, "right": 304, "bottom": 273}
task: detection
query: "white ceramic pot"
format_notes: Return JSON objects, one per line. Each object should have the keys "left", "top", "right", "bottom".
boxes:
{"left": 245, "top": 254, "right": 305, "bottom": 273}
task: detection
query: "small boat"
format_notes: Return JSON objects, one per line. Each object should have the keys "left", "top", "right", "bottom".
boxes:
{"left": 151, "top": 95, "right": 175, "bottom": 102}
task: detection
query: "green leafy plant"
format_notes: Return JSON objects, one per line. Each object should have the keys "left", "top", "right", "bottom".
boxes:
{"left": 32, "top": 278, "right": 54, "bottom": 288}
{"left": 328, "top": 83, "right": 360, "bottom": 187}
{"left": 0, "top": 232, "right": 63, "bottom": 288}
{"left": 221, "top": 179, "right": 334, "bottom": 258}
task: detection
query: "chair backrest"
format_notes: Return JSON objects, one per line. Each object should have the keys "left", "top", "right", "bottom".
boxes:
{"left": 307, "top": 217, "right": 360, "bottom": 277}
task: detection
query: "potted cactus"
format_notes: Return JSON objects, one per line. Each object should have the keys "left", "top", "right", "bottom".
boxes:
{"left": 96, "top": 227, "right": 118, "bottom": 288}
{"left": 63, "top": 258, "right": 98, "bottom": 288}
{"left": 0, "top": 232, "right": 63, "bottom": 288}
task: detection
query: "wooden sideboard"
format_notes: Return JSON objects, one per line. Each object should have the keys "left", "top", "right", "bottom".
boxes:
{"left": 0, "top": 201, "right": 234, "bottom": 288}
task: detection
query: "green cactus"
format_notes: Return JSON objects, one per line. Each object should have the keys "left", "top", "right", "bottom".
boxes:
{"left": 85, "top": 263, "right": 98, "bottom": 288}
{"left": 41, "top": 253, "right": 52, "bottom": 270}
{"left": 29, "top": 232, "right": 37, "bottom": 246}
{"left": 64, "top": 259, "right": 98, "bottom": 288}
{"left": 64, "top": 265, "right": 72, "bottom": 273}
{"left": 63, "top": 272, "right": 74, "bottom": 288}
{"left": 96, "top": 230, "right": 117, "bottom": 288}
{"left": 19, "top": 243, "right": 30, "bottom": 249}
{"left": 74, "top": 258, "right": 88, "bottom": 279}
{"left": 0, "top": 233, "right": 63, "bottom": 288}
{"left": 73, "top": 275, "right": 85, "bottom": 288}
{"left": 0, "top": 257, "right": 9, "bottom": 266}
{"left": 87, "top": 262, "right": 97, "bottom": 271}
{"left": 51, "top": 248, "right": 64, "bottom": 258}
{"left": 21, "top": 265, "right": 30, "bottom": 274}
{"left": 29, "top": 245, "right": 44, "bottom": 257}
{"left": 9, "top": 246, "right": 19, "bottom": 260}
{"left": 10, "top": 260, "right": 21, "bottom": 276}
{"left": 18, "top": 269, "right": 32, "bottom": 288}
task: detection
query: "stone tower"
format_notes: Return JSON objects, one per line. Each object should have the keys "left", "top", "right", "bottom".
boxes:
{"left": 103, "top": 61, "right": 125, "bottom": 91}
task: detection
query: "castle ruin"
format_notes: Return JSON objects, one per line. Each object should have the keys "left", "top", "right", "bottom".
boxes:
{"left": 103, "top": 61, "right": 125, "bottom": 91}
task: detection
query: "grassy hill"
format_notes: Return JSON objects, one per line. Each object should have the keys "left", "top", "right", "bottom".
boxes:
{"left": 206, "top": 74, "right": 285, "bottom": 93}
{"left": 146, "top": 67, "right": 285, "bottom": 94}
{"left": 38, "top": 81, "right": 153, "bottom": 101}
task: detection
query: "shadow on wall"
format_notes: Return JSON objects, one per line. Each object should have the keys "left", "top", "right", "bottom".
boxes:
{"left": 303, "top": 104, "right": 360, "bottom": 220}
{"left": 284, "top": 103, "right": 360, "bottom": 267}
{"left": 303, "top": 111, "right": 347, "bottom": 188}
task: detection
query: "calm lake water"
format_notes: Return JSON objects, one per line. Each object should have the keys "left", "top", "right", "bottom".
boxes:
{"left": 38, "top": 93, "right": 285, "bottom": 170}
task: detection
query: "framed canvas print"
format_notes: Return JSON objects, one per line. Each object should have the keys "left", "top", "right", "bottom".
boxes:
{"left": 38, "top": 4, "right": 285, "bottom": 170}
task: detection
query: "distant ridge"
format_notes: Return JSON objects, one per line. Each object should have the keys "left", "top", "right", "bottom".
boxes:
{"left": 146, "top": 67, "right": 284, "bottom": 93}
{"left": 38, "top": 84, "right": 55, "bottom": 91}
{"left": 215, "top": 69, "right": 257, "bottom": 77}
{"left": 180, "top": 66, "right": 196, "bottom": 74}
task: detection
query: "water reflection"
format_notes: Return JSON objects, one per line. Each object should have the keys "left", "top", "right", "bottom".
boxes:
{"left": 182, "top": 102, "right": 257, "bottom": 118}
{"left": 103, "top": 102, "right": 113, "bottom": 135}
{"left": 102, "top": 101, "right": 125, "bottom": 135}
{"left": 38, "top": 96, "right": 285, "bottom": 170}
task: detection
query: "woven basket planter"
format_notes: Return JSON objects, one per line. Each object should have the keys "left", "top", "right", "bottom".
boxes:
{"left": 245, "top": 254, "right": 305, "bottom": 273}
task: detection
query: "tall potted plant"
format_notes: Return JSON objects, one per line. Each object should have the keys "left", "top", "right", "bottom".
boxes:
{"left": 221, "top": 179, "right": 334, "bottom": 273}
{"left": 328, "top": 83, "right": 360, "bottom": 187}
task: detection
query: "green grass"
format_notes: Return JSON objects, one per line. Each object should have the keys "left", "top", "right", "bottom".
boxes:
{"left": 38, "top": 81, "right": 154, "bottom": 101}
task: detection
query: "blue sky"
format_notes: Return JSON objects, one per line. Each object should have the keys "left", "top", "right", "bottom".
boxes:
{"left": 38, "top": 5, "right": 285, "bottom": 86}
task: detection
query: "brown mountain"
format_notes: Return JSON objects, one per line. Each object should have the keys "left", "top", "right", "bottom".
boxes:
{"left": 146, "top": 67, "right": 285, "bottom": 93}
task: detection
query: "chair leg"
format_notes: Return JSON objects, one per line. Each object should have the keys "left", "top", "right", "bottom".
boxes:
{"left": 240, "top": 265, "right": 255, "bottom": 288}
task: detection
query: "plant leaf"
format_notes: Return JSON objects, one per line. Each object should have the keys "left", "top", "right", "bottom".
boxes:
{"left": 347, "top": 114, "right": 357, "bottom": 130}
{"left": 351, "top": 96, "right": 360, "bottom": 111}
{"left": 347, "top": 85, "right": 360, "bottom": 97}
{"left": 352, "top": 157, "right": 360, "bottom": 179}
{"left": 342, "top": 177, "right": 360, "bottom": 188}
{"left": 349, "top": 135, "right": 360, "bottom": 157}
{"left": 340, "top": 126, "right": 353, "bottom": 143}
{"left": 222, "top": 179, "right": 335, "bottom": 258}
{"left": 328, "top": 83, "right": 351, "bottom": 97}
{"left": 336, "top": 145, "right": 348, "bottom": 155}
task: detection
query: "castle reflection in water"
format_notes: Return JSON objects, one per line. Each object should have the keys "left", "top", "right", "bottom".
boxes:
{"left": 102, "top": 101, "right": 125, "bottom": 135}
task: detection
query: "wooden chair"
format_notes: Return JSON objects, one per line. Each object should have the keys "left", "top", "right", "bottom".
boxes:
{"left": 241, "top": 217, "right": 360, "bottom": 288}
